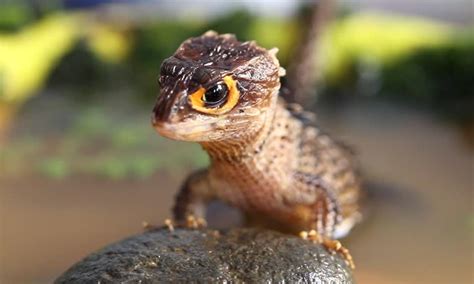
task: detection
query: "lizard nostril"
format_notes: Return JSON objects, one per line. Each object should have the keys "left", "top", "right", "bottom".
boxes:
{"left": 153, "top": 89, "right": 186, "bottom": 126}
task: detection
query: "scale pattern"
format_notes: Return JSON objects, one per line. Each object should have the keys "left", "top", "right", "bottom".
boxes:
{"left": 202, "top": 100, "right": 361, "bottom": 237}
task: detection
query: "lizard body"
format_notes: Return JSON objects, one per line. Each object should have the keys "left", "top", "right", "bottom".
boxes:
{"left": 152, "top": 31, "right": 362, "bottom": 240}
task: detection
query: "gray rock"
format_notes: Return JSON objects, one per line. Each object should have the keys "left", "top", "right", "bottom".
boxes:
{"left": 56, "top": 227, "right": 353, "bottom": 283}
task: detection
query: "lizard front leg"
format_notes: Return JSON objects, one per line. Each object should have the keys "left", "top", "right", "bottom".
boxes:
{"left": 173, "top": 169, "right": 215, "bottom": 228}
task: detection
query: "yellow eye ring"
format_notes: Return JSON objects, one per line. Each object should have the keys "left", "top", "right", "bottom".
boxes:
{"left": 188, "top": 76, "right": 239, "bottom": 115}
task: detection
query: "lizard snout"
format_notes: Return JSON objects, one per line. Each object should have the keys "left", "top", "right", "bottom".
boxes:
{"left": 152, "top": 86, "right": 189, "bottom": 126}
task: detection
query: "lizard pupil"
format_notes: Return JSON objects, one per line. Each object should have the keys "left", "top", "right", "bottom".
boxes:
{"left": 203, "top": 83, "right": 228, "bottom": 107}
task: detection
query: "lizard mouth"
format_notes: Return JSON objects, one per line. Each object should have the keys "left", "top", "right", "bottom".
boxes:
{"left": 152, "top": 119, "right": 220, "bottom": 141}
{"left": 152, "top": 114, "right": 261, "bottom": 142}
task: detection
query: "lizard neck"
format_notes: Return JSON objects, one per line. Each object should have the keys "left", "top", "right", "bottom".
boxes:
{"left": 200, "top": 103, "right": 281, "bottom": 163}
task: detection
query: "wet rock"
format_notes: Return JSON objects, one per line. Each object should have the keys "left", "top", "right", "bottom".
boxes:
{"left": 56, "top": 227, "right": 353, "bottom": 283}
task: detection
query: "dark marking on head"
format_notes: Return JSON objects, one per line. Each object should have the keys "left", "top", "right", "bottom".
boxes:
{"left": 153, "top": 31, "right": 282, "bottom": 126}
{"left": 176, "top": 32, "right": 267, "bottom": 71}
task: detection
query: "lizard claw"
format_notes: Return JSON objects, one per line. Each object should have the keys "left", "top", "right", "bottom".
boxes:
{"left": 142, "top": 219, "right": 175, "bottom": 232}
{"left": 186, "top": 214, "right": 207, "bottom": 229}
{"left": 142, "top": 221, "right": 158, "bottom": 231}
{"left": 164, "top": 218, "right": 175, "bottom": 232}
{"left": 143, "top": 215, "right": 206, "bottom": 232}
{"left": 299, "top": 230, "right": 355, "bottom": 270}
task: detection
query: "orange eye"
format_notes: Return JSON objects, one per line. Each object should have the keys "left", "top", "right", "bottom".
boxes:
{"left": 188, "top": 76, "right": 239, "bottom": 115}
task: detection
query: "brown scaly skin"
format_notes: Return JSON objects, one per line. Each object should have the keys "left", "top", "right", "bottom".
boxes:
{"left": 152, "top": 31, "right": 362, "bottom": 269}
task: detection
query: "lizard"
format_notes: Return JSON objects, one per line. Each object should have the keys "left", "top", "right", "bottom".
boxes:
{"left": 151, "top": 31, "right": 362, "bottom": 269}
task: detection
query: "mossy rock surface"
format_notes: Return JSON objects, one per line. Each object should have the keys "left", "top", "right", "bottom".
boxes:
{"left": 56, "top": 227, "right": 353, "bottom": 283}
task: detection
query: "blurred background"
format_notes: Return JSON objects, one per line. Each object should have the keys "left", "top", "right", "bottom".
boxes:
{"left": 0, "top": 0, "right": 472, "bottom": 283}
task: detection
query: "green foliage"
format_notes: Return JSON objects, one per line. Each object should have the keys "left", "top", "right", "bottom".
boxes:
{"left": 40, "top": 158, "right": 70, "bottom": 179}
{"left": 321, "top": 31, "right": 474, "bottom": 123}
{"left": 248, "top": 18, "right": 298, "bottom": 67}
{"left": 3, "top": 101, "right": 209, "bottom": 180}
{"left": 46, "top": 42, "right": 128, "bottom": 95}
{"left": 204, "top": 10, "right": 255, "bottom": 40}
{"left": 381, "top": 32, "right": 474, "bottom": 122}
{"left": 0, "top": 3, "right": 33, "bottom": 31}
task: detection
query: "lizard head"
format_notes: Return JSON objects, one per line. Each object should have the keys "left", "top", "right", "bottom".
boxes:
{"left": 152, "top": 31, "right": 284, "bottom": 142}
